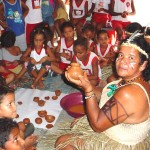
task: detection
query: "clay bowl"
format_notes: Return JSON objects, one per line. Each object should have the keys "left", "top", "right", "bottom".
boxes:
{"left": 60, "top": 92, "right": 86, "bottom": 118}
{"left": 35, "top": 117, "right": 42, "bottom": 124}
{"left": 45, "top": 115, "right": 55, "bottom": 123}
{"left": 38, "top": 110, "right": 47, "bottom": 117}
{"left": 23, "top": 118, "right": 30, "bottom": 124}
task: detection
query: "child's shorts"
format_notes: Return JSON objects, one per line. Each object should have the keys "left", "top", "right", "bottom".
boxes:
{"left": 92, "top": 13, "right": 110, "bottom": 24}
{"left": 9, "top": 64, "right": 22, "bottom": 74}
{"left": 54, "top": 7, "right": 68, "bottom": 21}
{"left": 111, "top": 20, "right": 131, "bottom": 30}
{"left": 25, "top": 23, "right": 41, "bottom": 45}
{"left": 59, "top": 62, "right": 69, "bottom": 71}
{"left": 43, "top": 16, "right": 54, "bottom": 26}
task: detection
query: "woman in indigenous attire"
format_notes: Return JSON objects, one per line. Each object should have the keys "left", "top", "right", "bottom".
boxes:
{"left": 55, "top": 32, "right": 150, "bottom": 150}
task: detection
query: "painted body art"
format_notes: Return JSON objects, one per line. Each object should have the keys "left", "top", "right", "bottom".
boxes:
{"left": 129, "top": 62, "right": 136, "bottom": 69}
{"left": 102, "top": 97, "right": 129, "bottom": 125}
{"left": 116, "top": 57, "right": 119, "bottom": 62}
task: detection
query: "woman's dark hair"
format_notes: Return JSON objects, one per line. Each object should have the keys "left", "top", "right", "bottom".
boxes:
{"left": 0, "top": 85, "right": 14, "bottom": 103}
{"left": 35, "top": 22, "right": 53, "bottom": 41}
{"left": 1, "top": 30, "right": 16, "bottom": 48}
{"left": 30, "top": 27, "right": 47, "bottom": 50}
{"left": 73, "top": 37, "right": 89, "bottom": 50}
{"left": 0, "top": 118, "right": 18, "bottom": 148}
{"left": 82, "top": 22, "right": 95, "bottom": 33}
{"left": 97, "top": 29, "right": 109, "bottom": 38}
{"left": 121, "top": 35, "right": 150, "bottom": 81}
{"left": 125, "top": 22, "right": 142, "bottom": 34}
{"left": 60, "top": 21, "right": 74, "bottom": 33}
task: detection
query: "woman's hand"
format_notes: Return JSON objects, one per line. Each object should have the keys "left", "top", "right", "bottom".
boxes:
{"left": 65, "top": 71, "right": 93, "bottom": 92}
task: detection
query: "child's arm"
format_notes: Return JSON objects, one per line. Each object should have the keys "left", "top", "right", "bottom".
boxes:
{"left": 0, "top": 3, "right": 8, "bottom": 29}
{"left": 20, "top": 48, "right": 31, "bottom": 62}
{"left": 46, "top": 47, "right": 57, "bottom": 62}
{"left": 55, "top": 41, "right": 61, "bottom": 60}
{"left": 87, "top": 57, "right": 99, "bottom": 80}
{"left": 69, "top": 0, "right": 73, "bottom": 21}
{"left": 21, "top": 0, "right": 29, "bottom": 18}
{"left": 88, "top": 1, "right": 95, "bottom": 16}
{"left": 55, "top": 41, "right": 69, "bottom": 60}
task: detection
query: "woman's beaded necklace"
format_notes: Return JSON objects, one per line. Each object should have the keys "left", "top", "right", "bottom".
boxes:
{"left": 107, "top": 76, "right": 146, "bottom": 97}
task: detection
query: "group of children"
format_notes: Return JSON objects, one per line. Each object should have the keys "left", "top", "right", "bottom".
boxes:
{"left": 1, "top": 18, "right": 148, "bottom": 90}
{"left": 0, "top": 20, "right": 118, "bottom": 89}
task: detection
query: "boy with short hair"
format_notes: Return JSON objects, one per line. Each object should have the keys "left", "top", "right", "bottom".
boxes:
{"left": 55, "top": 21, "right": 75, "bottom": 71}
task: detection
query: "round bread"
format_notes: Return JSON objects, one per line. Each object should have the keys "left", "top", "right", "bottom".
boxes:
{"left": 38, "top": 110, "right": 47, "bottom": 117}
{"left": 52, "top": 96, "right": 58, "bottom": 100}
{"left": 55, "top": 90, "right": 61, "bottom": 96}
{"left": 45, "top": 115, "right": 55, "bottom": 123}
{"left": 33, "top": 97, "right": 39, "bottom": 103}
{"left": 45, "top": 96, "right": 50, "bottom": 100}
{"left": 38, "top": 100, "right": 46, "bottom": 106}
{"left": 23, "top": 118, "right": 30, "bottom": 124}
{"left": 35, "top": 117, "right": 42, "bottom": 124}
{"left": 46, "top": 124, "right": 53, "bottom": 129}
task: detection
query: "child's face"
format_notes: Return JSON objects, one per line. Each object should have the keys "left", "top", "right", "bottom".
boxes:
{"left": 83, "top": 30, "right": 94, "bottom": 41}
{"left": 34, "top": 34, "right": 44, "bottom": 49}
{"left": 63, "top": 27, "right": 74, "bottom": 40}
{"left": 0, "top": 93, "right": 17, "bottom": 119}
{"left": 74, "top": 45, "right": 88, "bottom": 61}
{"left": 4, "top": 127, "right": 25, "bottom": 150}
{"left": 97, "top": 33, "right": 109, "bottom": 46}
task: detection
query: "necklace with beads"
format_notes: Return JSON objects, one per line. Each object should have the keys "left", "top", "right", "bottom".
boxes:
{"left": 119, "top": 76, "right": 146, "bottom": 86}
{"left": 107, "top": 76, "right": 146, "bottom": 97}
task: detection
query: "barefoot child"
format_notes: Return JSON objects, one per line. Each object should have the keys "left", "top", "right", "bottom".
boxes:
{"left": 55, "top": 21, "right": 75, "bottom": 71}
{"left": 16, "top": 28, "right": 63, "bottom": 89}
{"left": 0, "top": 85, "right": 38, "bottom": 149}
{"left": 72, "top": 37, "right": 101, "bottom": 86}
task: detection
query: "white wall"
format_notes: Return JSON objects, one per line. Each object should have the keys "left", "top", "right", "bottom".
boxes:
{"left": 129, "top": 1, "right": 150, "bottom": 26}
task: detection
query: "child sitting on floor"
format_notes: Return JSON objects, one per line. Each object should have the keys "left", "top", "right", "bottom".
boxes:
{"left": 94, "top": 29, "right": 115, "bottom": 68}
{"left": 72, "top": 37, "right": 101, "bottom": 86}
{"left": 82, "top": 22, "right": 96, "bottom": 52}
{"left": 0, "top": 85, "right": 38, "bottom": 150}
{"left": 55, "top": 21, "right": 75, "bottom": 71}
{"left": 16, "top": 28, "right": 63, "bottom": 89}
{"left": 0, "top": 30, "right": 23, "bottom": 76}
